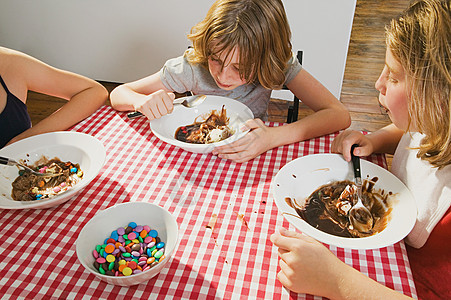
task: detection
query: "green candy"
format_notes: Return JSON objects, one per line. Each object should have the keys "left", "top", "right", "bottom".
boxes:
{"left": 99, "top": 266, "right": 106, "bottom": 275}
{"left": 122, "top": 252, "right": 131, "bottom": 258}
{"left": 154, "top": 249, "right": 164, "bottom": 259}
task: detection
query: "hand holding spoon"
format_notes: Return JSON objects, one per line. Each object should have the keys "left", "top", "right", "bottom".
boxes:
{"left": 127, "top": 94, "right": 207, "bottom": 119}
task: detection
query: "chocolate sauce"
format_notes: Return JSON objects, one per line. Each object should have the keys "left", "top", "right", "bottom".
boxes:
{"left": 174, "top": 106, "right": 231, "bottom": 144}
{"left": 286, "top": 178, "right": 392, "bottom": 238}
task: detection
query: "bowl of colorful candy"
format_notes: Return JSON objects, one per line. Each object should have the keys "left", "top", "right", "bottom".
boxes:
{"left": 76, "top": 202, "right": 179, "bottom": 286}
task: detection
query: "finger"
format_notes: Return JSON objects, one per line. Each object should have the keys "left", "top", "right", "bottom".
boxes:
{"left": 148, "top": 101, "right": 163, "bottom": 119}
{"left": 140, "top": 105, "right": 156, "bottom": 121}
{"left": 217, "top": 151, "right": 252, "bottom": 163}
{"left": 271, "top": 228, "right": 316, "bottom": 250}
{"left": 241, "top": 118, "right": 264, "bottom": 131}
{"left": 163, "top": 92, "right": 175, "bottom": 114}
{"left": 213, "top": 134, "right": 251, "bottom": 154}
{"left": 277, "top": 261, "right": 296, "bottom": 289}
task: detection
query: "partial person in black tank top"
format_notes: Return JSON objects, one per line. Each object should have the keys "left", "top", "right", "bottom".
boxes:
{"left": 0, "top": 75, "right": 32, "bottom": 148}
{"left": 0, "top": 47, "right": 107, "bottom": 148}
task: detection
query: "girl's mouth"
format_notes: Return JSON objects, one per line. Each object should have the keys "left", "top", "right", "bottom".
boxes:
{"left": 378, "top": 101, "right": 389, "bottom": 114}
{"left": 216, "top": 79, "right": 232, "bottom": 89}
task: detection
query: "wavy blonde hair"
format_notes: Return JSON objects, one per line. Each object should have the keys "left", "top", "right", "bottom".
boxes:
{"left": 386, "top": 0, "right": 451, "bottom": 168}
{"left": 186, "top": 0, "right": 292, "bottom": 90}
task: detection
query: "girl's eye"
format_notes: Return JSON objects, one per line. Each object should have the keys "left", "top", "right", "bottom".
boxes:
{"left": 388, "top": 75, "right": 398, "bottom": 83}
{"left": 211, "top": 57, "right": 221, "bottom": 64}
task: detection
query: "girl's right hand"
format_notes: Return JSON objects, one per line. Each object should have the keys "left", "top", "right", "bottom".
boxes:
{"left": 133, "top": 90, "right": 175, "bottom": 121}
{"left": 331, "top": 129, "right": 375, "bottom": 161}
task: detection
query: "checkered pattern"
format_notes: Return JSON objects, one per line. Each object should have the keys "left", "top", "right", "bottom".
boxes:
{"left": 0, "top": 106, "right": 417, "bottom": 299}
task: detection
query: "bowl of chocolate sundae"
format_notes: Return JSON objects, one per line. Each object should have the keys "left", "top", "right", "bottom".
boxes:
{"left": 149, "top": 95, "right": 254, "bottom": 153}
{"left": 0, "top": 132, "right": 105, "bottom": 209}
{"left": 272, "top": 153, "right": 417, "bottom": 249}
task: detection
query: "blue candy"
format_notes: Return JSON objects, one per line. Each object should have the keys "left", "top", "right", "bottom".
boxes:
{"left": 110, "top": 230, "right": 119, "bottom": 240}
{"left": 128, "top": 222, "right": 137, "bottom": 229}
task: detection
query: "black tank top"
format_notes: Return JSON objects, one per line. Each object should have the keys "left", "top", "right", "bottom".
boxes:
{"left": 0, "top": 75, "right": 31, "bottom": 148}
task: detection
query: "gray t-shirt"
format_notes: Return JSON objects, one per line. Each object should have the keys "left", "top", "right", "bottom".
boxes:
{"left": 159, "top": 50, "right": 302, "bottom": 120}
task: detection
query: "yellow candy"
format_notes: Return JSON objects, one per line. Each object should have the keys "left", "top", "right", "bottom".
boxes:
{"left": 118, "top": 259, "right": 127, "bottom": 266}
{"left": 122, "top": 267, "right": 133, "bottom": 276}
{"left": 106, "top": 254, "right": 115, "bottom": 263}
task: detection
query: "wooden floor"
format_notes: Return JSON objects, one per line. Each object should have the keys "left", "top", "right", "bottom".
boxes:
{"left": 26, "top": 0, "right": 409, "bottom": 139}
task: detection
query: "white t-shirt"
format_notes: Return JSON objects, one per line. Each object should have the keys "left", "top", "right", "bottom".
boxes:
{"left": 391, "top": 132, "right": 451, "bottom": 248}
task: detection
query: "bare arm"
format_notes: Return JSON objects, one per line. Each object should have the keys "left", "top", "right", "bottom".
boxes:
{"left": 213, "top": 69, "right": 351, "bottom": 162}
{"left": 2, "top": 48, "right": 108, "bottom": 145}
{"left": 270, "top": 228, "right": 413, "bottom": 300}
{"left": 280, "top": 68, "right": 351, "bottom": 145}
{"left": 109, "top": 73, "right": 176, "bottom": 121}
{"left": 331, "top": 124, "right": 404, "bottom": 161}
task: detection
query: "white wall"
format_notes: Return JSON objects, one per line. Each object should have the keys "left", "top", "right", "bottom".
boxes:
{"left": 0, "top": 0, "right": 355, "bottom": 100}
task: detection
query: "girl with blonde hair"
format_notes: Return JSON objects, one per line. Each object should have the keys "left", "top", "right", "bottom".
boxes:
{"left": 272, "top": 0, "right": 451, "bottom": 298}
{"left": 110, "top": 0, "right": 350, "bottom": 162}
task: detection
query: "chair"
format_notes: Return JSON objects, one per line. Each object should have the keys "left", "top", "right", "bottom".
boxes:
{"left": 286, "top": 50, "right": 303, "bottom": 123}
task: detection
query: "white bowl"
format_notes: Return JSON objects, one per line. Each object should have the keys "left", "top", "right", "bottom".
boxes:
{"left": 76, "top": 202, "right": 179, "bottom": 286}
{"left": 150, "top": 95, "right": 254, "bottom": 153}
{"left": 272, "top": 154, "right": 417, "bottom": 249}
{"left": 0, "top": 131, "right": 105, "bottom": 209}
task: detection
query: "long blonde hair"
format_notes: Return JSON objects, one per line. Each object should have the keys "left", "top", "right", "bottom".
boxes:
{"left": 186, "top": 0, "right": 292, "bottom": 90}
{"left": 386, "top": 0, "right": 451, "bottom": 168}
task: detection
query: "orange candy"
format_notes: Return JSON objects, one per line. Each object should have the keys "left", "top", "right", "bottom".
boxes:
{"left": 104, "top": 244, "right": 115, "bottom": 254}
{"left": 140, "top": 230, "right": 148, "bottom": 238}
{"left": 118, "top": 264, "right": 126, "bottom": 272}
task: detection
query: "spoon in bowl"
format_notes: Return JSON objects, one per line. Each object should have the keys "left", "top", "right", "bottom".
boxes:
{"left": 127, "top": 94, "right": 207, "bottom": 119}
{"left": 348, "top": 144, "right": 374, "bottom": 232}
{"left": 0, "top": 156, "right": 62, "bottom": 177}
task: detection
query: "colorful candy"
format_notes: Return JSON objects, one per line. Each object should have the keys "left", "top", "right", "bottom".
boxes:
{"left": 92, "top": 222, "right": 165, "bottom": 277}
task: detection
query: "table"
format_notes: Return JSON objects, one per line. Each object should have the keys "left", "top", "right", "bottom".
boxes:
{"left": 0, "top": 106, "right": 417, "bottom": 299}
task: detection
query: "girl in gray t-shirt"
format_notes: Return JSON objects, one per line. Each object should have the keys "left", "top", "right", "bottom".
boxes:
{"left": 110, "top": 0, "right": 350, "bottom": 162}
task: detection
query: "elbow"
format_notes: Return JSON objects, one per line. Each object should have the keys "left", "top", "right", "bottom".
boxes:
{"left": 109, "top": 85, "right": 123, "bottom": 110}
{"left": 98, "top": 83, "right": 109, "bottom": 105}
{"left": 338, "top": 106, "right": 352, "bottom": 130}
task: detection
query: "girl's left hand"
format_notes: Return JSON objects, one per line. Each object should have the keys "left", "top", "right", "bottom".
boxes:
{"left": 212, "top": 118, "right": 273, "bottom": 163}
{"left": 270, "top": 228, "right": 344, "bottom": 297}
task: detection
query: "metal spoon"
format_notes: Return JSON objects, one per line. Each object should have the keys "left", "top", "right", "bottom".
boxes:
{"left": 127, "top": 94, "right": 207, "bottom": 119}
{"left": 348, "top": 144, "right": 374, "bottom": 232}
{"left": 0, "top": 156, "right": 62, "bottom": 177}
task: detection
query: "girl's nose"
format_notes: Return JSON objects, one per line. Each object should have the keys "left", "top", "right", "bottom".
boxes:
{"left": 217, "top": 68, "right": 230, "bottom": 82}
{"left": 375, "top": 70, "right": 387, "bottom": 95}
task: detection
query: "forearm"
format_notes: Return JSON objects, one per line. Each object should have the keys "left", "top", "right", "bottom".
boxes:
{"left": 367, "top": 124, "right": 404, "bottom": 155}
{"left": 270, "top": 105, "right": 351, "bottom": 147}
{"left": 109, "top": 84, "right": 142, "bottom": 111}
{"left": 331, "top": 261, "right": 412, "bottom": 300}
{"left": 11, "top": 85, "right": 107, "bottom": 143}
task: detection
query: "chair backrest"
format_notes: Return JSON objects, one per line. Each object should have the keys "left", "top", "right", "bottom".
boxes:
{"left": 285, "top": 50, "right": 303, "bottom": 123}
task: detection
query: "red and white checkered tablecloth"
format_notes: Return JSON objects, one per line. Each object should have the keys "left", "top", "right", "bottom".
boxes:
{"left": 0, "top": 106, "right": 417, "bottom": 299}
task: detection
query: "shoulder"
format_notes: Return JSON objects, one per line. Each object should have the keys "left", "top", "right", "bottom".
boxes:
{"left": 284, "top": 52, "right": 302, "bottom": 84}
